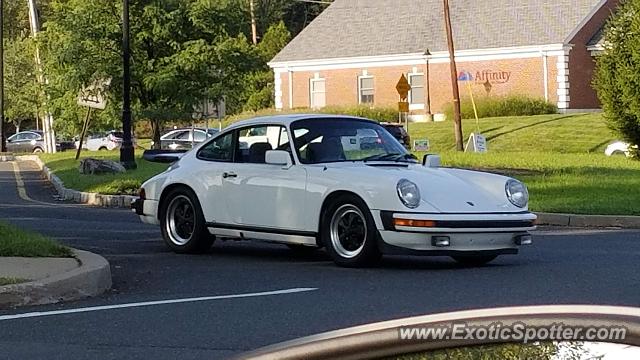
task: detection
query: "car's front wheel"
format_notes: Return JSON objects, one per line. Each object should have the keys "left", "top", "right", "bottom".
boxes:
{"left": 451, "top": 255, "right": 498, "bottom": 266}
{"left": 322, "top": 195, "right": 381, "bottom": 267}
{"left": 160, "top": 188, "right": 214, "bottom": 253}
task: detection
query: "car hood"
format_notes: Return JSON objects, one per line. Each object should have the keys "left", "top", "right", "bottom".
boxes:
{"left": 317, "top": 162, "right": 522, "bottom": 213}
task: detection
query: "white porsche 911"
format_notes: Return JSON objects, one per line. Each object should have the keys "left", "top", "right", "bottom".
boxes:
{"left": 132, "top": 115, "right": 536, "bottom": 267}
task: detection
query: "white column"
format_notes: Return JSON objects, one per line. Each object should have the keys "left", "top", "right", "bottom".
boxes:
{"left": 288, "top": 70, "right": 293, "bottom": 109}
{"left": 542, "top": 52, "right": 549, "bottom": 102}
{"left": 556, "top": 48, "right": 571, "bottom": 111}
{"left": 273, "top": 69, "right": 283, "bottom": 110}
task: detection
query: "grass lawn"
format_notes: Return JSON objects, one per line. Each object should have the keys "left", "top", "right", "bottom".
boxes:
{"left": 0, "top": 221, "right": 73, "bottom": 258}
{"left": 39, "top": 150, "right": 168, "bottom": 195}
{"left": 0, "top": 277, "right": 28, "bottom": 286}
{"left": 408, "top": 113, "right": 614, "bottom": 154}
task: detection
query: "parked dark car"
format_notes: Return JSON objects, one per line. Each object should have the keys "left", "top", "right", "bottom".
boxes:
{"left": 6, "top": 130, "right": 73, "bottom": 153}
{"left": 155, "top": 128, "right": 219, "bottom": 150}
{"left": 381, "top": 123, "right": 411, "bottom": 149}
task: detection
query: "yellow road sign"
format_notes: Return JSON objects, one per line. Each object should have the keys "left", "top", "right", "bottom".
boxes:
{"left": 396, "top": 74, "right": 411, "bottom": 100}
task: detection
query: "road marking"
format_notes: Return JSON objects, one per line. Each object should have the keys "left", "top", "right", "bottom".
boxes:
{"left": 0, "top": 288, "right": 318, "bottom": 321}
{"left": 8, "top": 161, "right": 81, "bottom": 207}
{"left": 11, "top": 161, "right": 31, "bottom": 202}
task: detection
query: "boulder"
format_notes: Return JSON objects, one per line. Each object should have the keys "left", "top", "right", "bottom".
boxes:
{"left": 79, "top": 158, "right": 126, "bottom": 175}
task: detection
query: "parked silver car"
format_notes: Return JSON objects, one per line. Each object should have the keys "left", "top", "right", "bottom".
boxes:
{"left": 75, "top": 131, "right": 136, "bottom": 151}
{"left": 156, "top": 128, "right": 218, "bottom": 150}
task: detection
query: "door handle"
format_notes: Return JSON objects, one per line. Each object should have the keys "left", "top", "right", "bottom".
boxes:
{"left": 222, "top": 172, "right": 237, "bottom": 179}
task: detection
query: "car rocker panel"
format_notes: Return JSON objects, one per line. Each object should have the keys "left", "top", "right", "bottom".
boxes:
{"left": 133, "top": 114, "right": 535, "bottom": 267}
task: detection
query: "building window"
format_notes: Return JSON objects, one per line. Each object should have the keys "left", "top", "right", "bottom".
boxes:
{"left": 310, "top": 78, "right": 326, "bottom": 109}
{"left": 408, "top": 73, "right": 425, "bottom": 106}
{"left": 358, "top": 76, "right": 374, "bottom": 104}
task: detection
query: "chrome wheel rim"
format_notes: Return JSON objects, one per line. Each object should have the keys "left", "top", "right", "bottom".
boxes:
{"left": 165, "top": 195, "right": 195, "bottom": 246}
{"left": 33, "top": 148, "right": 43, "bottom": 153}
{"left": 330, "top": 204, "right": 367, "bottom": 259}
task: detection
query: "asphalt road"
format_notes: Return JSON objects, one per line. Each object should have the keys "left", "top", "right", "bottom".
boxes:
{"left": 0, "top": 160, "right": 639, "bottom": 360}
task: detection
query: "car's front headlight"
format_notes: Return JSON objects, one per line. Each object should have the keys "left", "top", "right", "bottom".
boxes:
{"left": 505, "top": 179, "right": 529, "bottom": 208}
{"left": 397, "top": 179, "right": 421, "bottom": 208}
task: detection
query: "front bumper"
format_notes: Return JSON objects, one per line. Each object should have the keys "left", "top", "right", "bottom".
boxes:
{"left": 374, "top": 210, "right": 536, "bottom": 255}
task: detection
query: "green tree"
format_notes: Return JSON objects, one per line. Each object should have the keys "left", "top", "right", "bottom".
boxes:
{"left": 239, "top": 21, "right": 290, "bottom": 111}
{"left": 41, "top": 0, "right": 261, "bottom": 146}
{"left": 4, "top": 37, "right": 43, "bottom": 132}
{"left": 594, "top": 0, "right": 640, "bottom": 157}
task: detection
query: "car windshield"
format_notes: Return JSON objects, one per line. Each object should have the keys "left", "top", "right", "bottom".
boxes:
{"left": 291, "top": 118, "right": 415, "bottom": 164}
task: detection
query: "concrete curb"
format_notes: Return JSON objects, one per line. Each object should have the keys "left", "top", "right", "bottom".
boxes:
{"left": 536, "top": 212, "right": 640, "bottom": 229}
{"left": 0, "top": 153, "right": 15, "bottom": 162}
{"left": 15, "top": 155, "right": 137, "bottom": 208}
{"left": 0, "top": 249, "right": 112, "bottom": 309}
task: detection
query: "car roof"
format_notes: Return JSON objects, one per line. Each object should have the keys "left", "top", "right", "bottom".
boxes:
{"left": 225, "top": 114, "right": 377, "bottom": 130}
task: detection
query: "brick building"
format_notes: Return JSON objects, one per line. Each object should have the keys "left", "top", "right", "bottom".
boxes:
{"left": 269, "top": 0, "right": 617, "bottom": 121}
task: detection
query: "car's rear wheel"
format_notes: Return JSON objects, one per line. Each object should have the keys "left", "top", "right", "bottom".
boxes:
{"left": 33, "top": 147, "right": 43, "bottom": 153}
{"left": 98, "top": 147, "right": 107, "bottom": 151}
{"left": 451, "top": 255, "right": 498, "bottom": 266}
{"left": 160, "top": 188, "right": 214, "bottom": 253}
{"left": 322, "top": 195, "right": 381, "bottom": 267}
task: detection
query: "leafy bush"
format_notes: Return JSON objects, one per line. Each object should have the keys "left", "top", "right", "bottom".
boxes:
{"left": 319, "top": 106, "right": 398, "bottom": 122}
{"left": 444, "top": 95, "right": 557, "bottom": 120}
{"left": 594, "top": 0, "right": 640, "bottom": 158}
{"left": 224, "top": 105, "right": 399, "bottom": 125}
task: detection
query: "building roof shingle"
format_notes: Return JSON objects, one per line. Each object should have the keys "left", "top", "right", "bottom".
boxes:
{"left": 271, "top": 0, "right": 603, "bottom": 63}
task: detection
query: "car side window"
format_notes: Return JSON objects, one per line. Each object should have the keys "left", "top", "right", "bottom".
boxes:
{"left": 236, "top": 125, "right": 287, "bottom": 164}
{"left": 197, "top": 132, "right": 234, "bottom": 162}
{"left": 24, "top": 133, "right": 39, "bottom": 141}
{"left": 193, "top": 130, "right": 206, "bottom": 142}
{"left": 174, "top": 131, "right": 190, "bottom": 140}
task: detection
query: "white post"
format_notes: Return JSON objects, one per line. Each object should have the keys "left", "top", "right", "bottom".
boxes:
{"left": 288, "top": 69, "right": 293, "bottom": 110}
{"left": 542, "top": 51, "right": 549, "bottom": 102}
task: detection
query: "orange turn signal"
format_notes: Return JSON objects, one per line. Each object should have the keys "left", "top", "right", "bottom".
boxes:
{"left": 393, "top": 218, "right": 437, "bottom": 228}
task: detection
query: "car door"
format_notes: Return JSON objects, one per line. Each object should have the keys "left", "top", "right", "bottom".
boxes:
{"left": 6, "top": 133, "right": 23, "bottom": 152}
{"left": 193, "top": 130, "right": 236, "bottom": 225}
{"left": 221, "top": 125, "right": 309, "bottom": 232}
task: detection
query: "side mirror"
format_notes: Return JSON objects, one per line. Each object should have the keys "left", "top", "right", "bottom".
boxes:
{"left": 265, "top": 150, "right": 292, "bottom": 168}
{"left": 422, "top": 154, "right": 441, "bottom": 168}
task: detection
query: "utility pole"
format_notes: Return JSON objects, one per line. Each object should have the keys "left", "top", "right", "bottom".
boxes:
{"left": 443, "top": 0, "right": 464, "bottom": 151}
{"left": 249, "top": 0, "right": 258, "bottom": 45}
{"left": 0, "top": 0, "right": 5, "bottom": 153}
{"left": 120, "top": 0, "right": 136, "bottom": 169}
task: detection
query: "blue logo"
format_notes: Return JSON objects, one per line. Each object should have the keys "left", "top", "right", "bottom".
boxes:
{"left": 458, "top": 71, "right": 473, "bottom": 82}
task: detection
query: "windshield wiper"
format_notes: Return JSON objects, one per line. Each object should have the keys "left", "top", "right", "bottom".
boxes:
{"left": 362, "top": 153, "right": 417, "bottom": 163}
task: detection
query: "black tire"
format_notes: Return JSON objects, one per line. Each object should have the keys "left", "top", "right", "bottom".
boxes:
{"left": 33, "top": 147, "right": 44, "bottom": 153}
{"left": 321, "top": 194, "right": 381, "bottom": 267}
{"left": 98, "top": 147, "right": 108, "bottom": 151}
{"left": 160, "top": 187, "right": 214, "bottom": 254}
{"left": 451, "top": 255, "right": 498, "bottom": 267}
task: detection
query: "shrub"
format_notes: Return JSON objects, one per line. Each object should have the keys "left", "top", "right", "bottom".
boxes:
{"left": 593, "top": 0, "right": 640, "bottom": 157}
{"left": 223, "top": 105, "right": 399, "bottom": 126}
{"left": 319, "top": 105, "right": 398, "bottom": 122}
{"left": 444, "top": 95, "right": 557, "bottom": 120}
